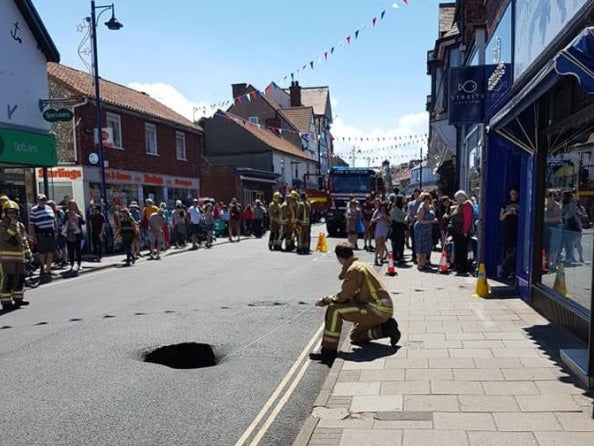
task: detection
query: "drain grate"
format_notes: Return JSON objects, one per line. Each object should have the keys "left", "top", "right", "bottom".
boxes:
{"left": 143, "top": 343, "right": 217, "bottom": 369}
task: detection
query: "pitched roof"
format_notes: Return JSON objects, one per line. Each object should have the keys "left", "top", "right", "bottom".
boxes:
{"left": 277, "top": 107, "right": 313, "bottom": 133}
{"left": 14, "top": 0, "right": 60, "bottom": 62}
{"left": 47, "top": 63, "right": 202, "bottom": 132}
{"left": 300, "top": 87, "right": 331, "bottom": 118}
{"left": 221, "top": 111, "right": 315, "bottom": 161}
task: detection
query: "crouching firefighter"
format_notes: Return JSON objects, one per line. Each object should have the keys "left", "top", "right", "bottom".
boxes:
{"left": 309, "top": 242, "right": 401, "bottom": 365}
{"left": 0, "top": 201, "right": 32, "bottom": 311}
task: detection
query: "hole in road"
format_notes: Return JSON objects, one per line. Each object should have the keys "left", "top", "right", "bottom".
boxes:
{"left": 143, "top": 343, "right": 217, "bottom": 369}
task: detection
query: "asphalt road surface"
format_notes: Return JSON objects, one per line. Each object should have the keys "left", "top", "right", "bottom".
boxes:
{"left": 0, "top": 232, "right": 348, "bottom": 446}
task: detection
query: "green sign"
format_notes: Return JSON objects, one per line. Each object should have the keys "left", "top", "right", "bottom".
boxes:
{"left": 43, "top": 108, "right": 74, "bottom": 122}
{"left": 0, "top": 128, "right": 57, "bottom": 167}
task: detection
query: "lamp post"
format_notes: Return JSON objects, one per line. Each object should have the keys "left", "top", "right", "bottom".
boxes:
{"left": 90, "top": 1, "right": 122, "bottom": 212}
{"left": 419, "top": 146, "right": 423, "bottom": 190}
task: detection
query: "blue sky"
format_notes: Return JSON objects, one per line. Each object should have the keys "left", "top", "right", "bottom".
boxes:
{"left": 35, "top": 0, "right": 441, "bottom": 166}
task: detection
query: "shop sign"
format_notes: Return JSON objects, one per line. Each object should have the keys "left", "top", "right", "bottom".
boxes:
{"left": 105, "top": 171, "right": 132, "bottom": 182}
{"left": 37, "top": 167, "right": 82, "bottom": 180}
{"left": 515, "top": 0, "right": 588, "bottom": 80}
{"left": 42, "top": 108, "right": 73, "bottom": 122}
{"left": 448, "top": 66, "right": 485, "bottom": 124}
{"left": 175, "top": 178, "right": 192, "bottom": 187}
{"left": 144, "top": 174, "right": 164, "bottom": 185}
{"left": 0, "top": 127, "right": 56, "bottom": 166}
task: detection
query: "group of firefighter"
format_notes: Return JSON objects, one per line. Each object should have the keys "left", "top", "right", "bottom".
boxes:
{"left": 267, "top": 190, "right": 312, "bottom": 255}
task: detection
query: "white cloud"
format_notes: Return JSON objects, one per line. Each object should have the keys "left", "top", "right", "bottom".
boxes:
{"left": 127, "top": 82, "right": 214, "bottom": 121}
{"left": 331, "top": 111, "right": 429, "bottom": 167}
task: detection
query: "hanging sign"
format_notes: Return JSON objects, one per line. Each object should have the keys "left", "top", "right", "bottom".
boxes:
{"left": 448, "top": 66, "right": 486, "bottom": 124}
{"left": 42, "top": 108, "right": 73, "bottom": 122}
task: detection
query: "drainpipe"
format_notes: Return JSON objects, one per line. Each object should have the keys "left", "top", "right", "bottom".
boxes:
{"left": 475, "top": 26, "right": 487, "bottom": 267}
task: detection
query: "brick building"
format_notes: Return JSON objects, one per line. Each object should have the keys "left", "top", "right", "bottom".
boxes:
{"left": 45, "top": 62, "right": 204, "bottom": 212}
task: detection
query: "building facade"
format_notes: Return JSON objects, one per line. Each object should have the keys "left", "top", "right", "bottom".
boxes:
{"left": 46, "top": 63, "right": 203, "bottom": 212}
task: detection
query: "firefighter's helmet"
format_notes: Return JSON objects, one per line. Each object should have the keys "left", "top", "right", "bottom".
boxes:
{"left": 3, "top": 200, "right": 19, "bottom": 212}
{"left": 273, "top": 192, "right": 281, "bottom": 201}
{"left": 289, "top": 190, "right": 299, "bottom": 199}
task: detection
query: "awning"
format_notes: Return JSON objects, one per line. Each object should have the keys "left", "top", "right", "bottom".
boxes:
{"left": 428, "top": 119, "right": 457, "bottom": 170}
{"left": 239, "top": 176, "right": 278, "bottom": 184}
{"left": 555, "top": 26, "right": 594, "bottom": 94}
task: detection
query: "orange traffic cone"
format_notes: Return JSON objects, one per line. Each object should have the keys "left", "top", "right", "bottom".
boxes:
{"left": 386, "top": 251, "right": 396, "bottom": 276}
{"left": 439, "top": 248, "right": 449, "bottom": 274}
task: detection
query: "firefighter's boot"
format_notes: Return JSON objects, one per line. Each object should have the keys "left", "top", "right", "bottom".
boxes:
{"left": 381, "top": 318, "right": 401, "bottom": 346}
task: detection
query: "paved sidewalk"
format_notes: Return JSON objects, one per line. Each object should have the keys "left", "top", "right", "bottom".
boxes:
{"left": 295, "top": 262, "right": 594, "bottom": 446}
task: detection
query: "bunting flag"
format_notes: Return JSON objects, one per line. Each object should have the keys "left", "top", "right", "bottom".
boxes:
{"left": 310, "top": 61, "right": 314, "bottom": 69}
{"left": 380, "top": 10, "right": 386, "bottom": 19}
{"left": 372, "top": 17, "right": 377, "bottom": 27}
{"left": 355, "top": 30, "right": 360, "bottom": 39}
{"left": 347, "top": 35, "right": 351, "bottom": 44}
{"left": 324, "top": 51, "right": 328, "bottom": 61}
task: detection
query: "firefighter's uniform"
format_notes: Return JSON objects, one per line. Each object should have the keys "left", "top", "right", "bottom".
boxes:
{"left": 280, "top": 191, "right": 298, "bottom": 251}
{"left": 296, "top": 194, "right": 311, "bottom": 254}
{"left": 0, "top": 201, "right": 31, "bottom": 310}
{"left": 268, "top": 192, "right": 282, "bottom": 250}
{"left": 321, "top": 256, "right": 396, "bottom": 349}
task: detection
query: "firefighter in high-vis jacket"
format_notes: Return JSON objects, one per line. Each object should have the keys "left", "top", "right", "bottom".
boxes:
{"left": 280, "top": 191, "right": 298, "bottom": 251}
{"left": 268, "top": 192, "right": 282, "bottom": 250}
{"left": 309, "top": 243, "right": 401, "bottom": 365}
{"left": 0, "top": 201, "right": 32, "bottom": 311}
{"left": 296, "top": 192, "right": 312, "bottom": 254}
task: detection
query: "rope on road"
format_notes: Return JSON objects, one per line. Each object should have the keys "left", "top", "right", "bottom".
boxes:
{"left": 221, "top": 303, "right": 317, "bottom": 361}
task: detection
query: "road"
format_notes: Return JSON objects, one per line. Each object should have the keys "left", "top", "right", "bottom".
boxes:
{"left": 0, "top": 231, "right": 344, "bottom": 446}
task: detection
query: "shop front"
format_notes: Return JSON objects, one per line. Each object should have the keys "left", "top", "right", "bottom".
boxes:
{"left": 36, "top": 166, "right": 199, "bottom": 213}
{"left": 488, "top": 0, "right": 594, "bottom": 387}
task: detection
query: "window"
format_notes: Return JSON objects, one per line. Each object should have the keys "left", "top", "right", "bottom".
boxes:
{"left": 248, "top": 116, "right": 259, "bottom": 125}
{"left": 145, "top": 123, "right": 158, "bottom": 155}
{"left": 176, "top": 131, "right": 187, "bottom": 160}
{"left": 106, "top": 112, "right": 122, "bottom": 149}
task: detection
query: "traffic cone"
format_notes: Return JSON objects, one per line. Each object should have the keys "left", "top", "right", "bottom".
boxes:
{"left": 439, "top": 248, "right": 449, "bottom": 274}
{"left": 315, "top": 232, "right": 328, "bottom": 253}
{"left": 553, "top": 263, "right": 571, "bottom": 298}
{"left": 386, "top": 251, "right": 396, "bottom": 276}
{"left": 472, "top": 263, "right": 490, "bottom": 298}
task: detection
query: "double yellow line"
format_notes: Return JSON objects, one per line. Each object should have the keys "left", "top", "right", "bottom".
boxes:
{"left": 234, "top": 324, "right": 324, "bottom": 446}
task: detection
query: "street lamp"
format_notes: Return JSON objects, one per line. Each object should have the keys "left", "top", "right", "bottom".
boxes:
{"left": 90, "top": 1, "right": 122, "bottom": 212}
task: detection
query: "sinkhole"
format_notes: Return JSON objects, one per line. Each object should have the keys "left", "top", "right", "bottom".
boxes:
{"left": 143, "top": 343, "right": 217, "bottom": 369}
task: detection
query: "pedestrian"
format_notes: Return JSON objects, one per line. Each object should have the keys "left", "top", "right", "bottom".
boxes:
{"left": 544, "top": 190, "right": 562, "bottom": 271}
{"left": 407, "top": 189, "right": 422, "bottom": 263}
{"left": 371, "top": 202, "right": 391, "bottom": 266}
{"left": 560, "top": 190, "right": 580, "bottom": 266}
{"left": 171, "top": 200, "right": 187, "bottom": 248}
{"left": 147, "top": 208, "right": 165, "bottom": 259}
{"left": 345, "top": 199, "right": 362, "bottom": 249}
{"left": 308, "top": 243, "right": 401, "bottom": 366}
{"left": 243, "top": 203, "right": 254, "bottom": 236}
{"left": 160, "top": 202, "right": 171, "bottom": 250}
{"left": 268, "top": 192, "right": 282, "bottom": 250}
{"left": 0, "top": 201, "right": 32, "bottom": 311}
{"left": 389, "top": 195, "right": 407, "bottom": 263}
{"left": 362, "top": 193, "right": 375, "bottom": 251}
{"left": 129, "top": 201, "right": 142, "bottom": 257}
{"left": 414, "top": 192, "right": 437, "bottom": 271}
{"left": 253, "top": 200, "right": 265, "bottom": 238}
{"left": 141, "top": 198, "right": 159, "bottom": 252}
{"left": 114, "top": 208, "right": 137, "bottom": 266}
{"left": 498, "top": 187, "right": 519, "bottom": 278}
{"left": 28, "top": 194, "right": 57, "bottom": 277}
{"left": 62, "top": 200, "right": 85, "bottom": 272}
{"left": 202, "top": 203, "right": 215, "bottom": 248}
{"left": 449, "top": 190, "right": 473, "bottom": 276}
{"left": 219, "top": 204, "right": 230, "bottom": 238}
{"left": 47, "top": 200, "right": 67, "bottom": 268}
{"left": 229, "top": 198, "right": 242, "bottom": 242}
{"left": 187, "top": 198, "right": 202, "bottom": 250}
{"left": 89, "top": 205, "right": 105, "bottom": 260}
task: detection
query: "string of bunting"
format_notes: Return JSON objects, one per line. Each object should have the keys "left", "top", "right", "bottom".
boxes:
{"left": 213, "top": 110, "right": 426, "bottom": 145}
{"left": 194, "top": 0, "right": 413, "bottom": 115}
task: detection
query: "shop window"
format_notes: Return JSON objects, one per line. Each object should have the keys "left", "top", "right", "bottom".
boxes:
{"left": 542, "top": 148, "right": 592, "bottom": 314}
{"left": 106, "top": 112, "right": 123, "bottom": 149}
{"left": 145, "top": 123, "right": 158, "bottom": 155}
{"left": 176, "top": 131, "right": 186, "bottom": 160}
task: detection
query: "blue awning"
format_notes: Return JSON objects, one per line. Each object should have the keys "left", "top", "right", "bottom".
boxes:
{"left": 555, "top": 27, "right": 594, "bottom": 94}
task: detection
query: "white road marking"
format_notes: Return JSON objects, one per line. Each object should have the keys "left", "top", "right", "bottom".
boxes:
{"left": 234, "top": 323, "right": 323, "bottom": 446}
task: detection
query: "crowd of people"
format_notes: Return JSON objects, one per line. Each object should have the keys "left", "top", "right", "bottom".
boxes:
{"left": 343, "top": 188, "right": 480, "bottom": 276}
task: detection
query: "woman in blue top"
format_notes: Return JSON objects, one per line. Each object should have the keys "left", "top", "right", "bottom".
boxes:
{"left": 414, "top": 193, "right": 437, "bottom": 271}
{"left": 371, "top": 202, "right": 391, "bottom": 266}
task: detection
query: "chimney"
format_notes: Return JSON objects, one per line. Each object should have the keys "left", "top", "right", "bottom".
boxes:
{"left": 289, "top": 81, "right": 301, "bottom": 107}
{"left": 232, "top": 83, "right": 248, "bottom": 99}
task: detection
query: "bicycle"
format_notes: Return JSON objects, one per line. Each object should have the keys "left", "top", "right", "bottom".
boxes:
{"left": 24, "top": 254, "right": 43, "bottom": 288}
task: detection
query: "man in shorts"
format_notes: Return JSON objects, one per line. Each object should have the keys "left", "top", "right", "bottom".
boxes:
{"left": 148, "top": 208, "right": 165, "bottom": 259}
{"left": 28, "top": 194, "right": 57, "bottom": 276}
